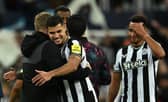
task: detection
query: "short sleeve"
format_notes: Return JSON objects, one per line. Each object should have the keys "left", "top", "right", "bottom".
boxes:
{"left": 68, "top": 40, "right": 82, "bottom": 56}
{"left": 113, "top": 49, "right": 122, "bottom": 72}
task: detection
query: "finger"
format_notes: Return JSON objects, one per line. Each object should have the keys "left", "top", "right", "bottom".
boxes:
{"left": 32, "top": 74, "right": 41, "bottom": 83}
{"left": 35, "top": 78, "right": 45, "bottom": 86}
{"left": 38, "top": 80, "right": 47, "bottom": 86}
{"left": 35, "top": 70, "right": 42, "bottom": 73}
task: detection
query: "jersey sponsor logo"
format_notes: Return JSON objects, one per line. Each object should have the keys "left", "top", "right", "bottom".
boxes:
{"left": 123, "top": 59, "right": 147, "bottom": 70}
{"left": 142, "top": 48, "right": 148, "bottom": 55}
{"left": 122, "top": 54, "right": 127, "bottom": 58}
{"left": 71, "top": 43, "right": 81, "bottom": 54}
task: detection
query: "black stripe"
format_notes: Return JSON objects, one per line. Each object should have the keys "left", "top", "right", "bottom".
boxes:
{"left": 143, "top": 43, "right": 150, "bottom": 102}
{"left": 121, "top": 47, "right": 128, "bottom": 102}
{"left": 132, "top": 49, "right": 138, "bottom": 102}
{"left": 60, "top": 81, "right": 68, "bottom": 102}
{"left": 80, "top": 79, "right": 96, "bottom": 102}
{"left": 68, "top": 80, "right": 78, "bottom": 102}
{"left": 80, "top": 79, "right": 89, "bottom": 102}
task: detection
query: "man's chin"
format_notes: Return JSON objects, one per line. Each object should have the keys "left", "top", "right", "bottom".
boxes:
{"left": 53, "top": 41, "right": 61, "bottom": 45}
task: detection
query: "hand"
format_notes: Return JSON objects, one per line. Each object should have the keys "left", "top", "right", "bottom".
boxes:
{"left": 3, "top": 70, "right": 17, "bottom": 81}
{"left": 129, "top": 22, "right": 149, "bottom": 38}
{"left": 32, "top": 70, "right": 52, "bottom": 86}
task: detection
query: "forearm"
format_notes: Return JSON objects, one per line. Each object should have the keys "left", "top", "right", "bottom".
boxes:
{"left": 108, "top": 72, "right": 121, "bottom": 102}
{"left": 49, "top": 61, "right": 79, "bottom": 78}
{"left": 144, "top": 34, "right": 165, "bottom": 58}
{"left": 108, "top": 82, "right": 120, "bottom": 102}
{"left": 9, "top": 81, "right": 22, "bottom": 102}
{"left": 49, "top": 55, "right": 81, "bottom": 78}
{"left": 9, "top": 91, "right": 19, "bottom": 102}
{"left": 59, "top": 67, "right": 91, "bottom": 80}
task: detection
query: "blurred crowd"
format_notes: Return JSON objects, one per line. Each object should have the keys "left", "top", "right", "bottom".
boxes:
{"left": 0, "top": 0, "right": 168, "bottom": 102}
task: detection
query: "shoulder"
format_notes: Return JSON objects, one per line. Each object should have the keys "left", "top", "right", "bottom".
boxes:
{"left": 83, "top": 41, "right": 106, "bottom": 55}
{"left": 42, "top": 41, "right": 60, "bottom": 53}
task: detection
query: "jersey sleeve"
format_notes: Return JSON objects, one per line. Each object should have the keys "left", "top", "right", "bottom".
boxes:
{"left": 113, "top": 49, "right": 122, "bottom": 72}
{"left": 68, "top": 40, "right": 82, "bottom": 57}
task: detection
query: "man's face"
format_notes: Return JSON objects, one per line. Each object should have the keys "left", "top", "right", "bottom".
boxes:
{"left": 128, "top": 23, "right": 143, "bottom": 46}
{"left": 48, "top": 23, "right": 68, "bottom": 45}
{"left": 57, "top": 11, "right": 71, "bottom": 24}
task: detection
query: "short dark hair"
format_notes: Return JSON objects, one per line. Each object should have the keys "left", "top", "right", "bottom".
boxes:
{"left": 67, "top": 15, "right": 87, "bottom": 37}
{"left": 54, "top": 5, "right": 71, "bottom": 15}
{"left": 129, "top": 15, "right": 148, "bottom": 27}
{"left": 47, "top": 16, "right": 64, "bottom": 27}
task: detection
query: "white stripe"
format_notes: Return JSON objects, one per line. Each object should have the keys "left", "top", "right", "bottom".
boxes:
{"left": 120, "top": 71, "right": 125, "bottom": 96}
{"left": 127, "top": 70, "right": 133, "bottom": 102}
{"left": 85, "top": 77, "right": 98, "bottom": 102}
{"left": 155, "top": 60, "right": 159, "bottom": 76}
{"left": 120, "top": 49, "right": 125, "bottom": 97}
{"left": 137, "top": 47, "right": 144, "bottom": 102}
{"left": 74, "top": 81, "right": 85, "bottom": 102}
{"left": 147, "top": 47, "right": 156, "bottom": 102}
{"left": 63, "top": 80, "right": 73, "bottom": 102}
{"left": 114, "top": 49, "right": 122, "bottom": 71}
{"left": 126, "top": 46, "right": 133, "bottom": 102}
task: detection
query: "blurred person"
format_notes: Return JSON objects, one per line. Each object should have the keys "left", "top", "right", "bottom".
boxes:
{"left": 157, "top": 59, "right": 168, "bottom": 102}
{"left": 7, "top": 30, "right": 23, "bottom": 102}
{"left": 108, "top": 15, "right": 165, "bottom": 102}
{"left": 55, "top": 5, "right": 111, "bottom": 98}
{"left": 4, "top": 11, "right": 52, "bottom": 102}
{"left": 98, "top": 34, "right": 115, "bottom": 102}
{"left": 54, "top": 5, "right": 71, "bottom": 24}
{"left": 2, "top": 29, "right": 24, "bottom": 102}
{"left": 150, "top": 0, "right": 168, "bottom": 63}
{"left": 9, "top": 72, "right": 23, "bottom": 102}
{"left": 151, "top": 20, "right": 168, "bottom": 39}
{"left": 32, "top": 15, "right": 98, "bottom": 102}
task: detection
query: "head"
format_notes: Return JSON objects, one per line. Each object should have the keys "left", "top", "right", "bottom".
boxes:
{"left": 128, "top": 15, "right": 148, "bottom": 47}
{"left": 47, "top": 16, "right": 68, "bottom": 45}
{"left": 54, "top": 5, "right": 71, "bottom": 24}
{"left": 34, "top": 12, "right": 51, "bottom": 33}
{"left": 67, "top": 15, "right": 87, "bottom": 38}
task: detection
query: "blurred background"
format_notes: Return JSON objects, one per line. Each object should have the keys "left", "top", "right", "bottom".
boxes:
{"left": 0, "top": 0, "right": 168, "bottom": 102}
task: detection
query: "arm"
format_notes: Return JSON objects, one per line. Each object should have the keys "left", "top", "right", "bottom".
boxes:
{"left": 32, "top": 40, "right": 91, "bottom": 86}
{"left": 143, "top": 35, "right": 165, "bottom": 58}
{"left": 9, "top": 79, "right": 23, "bottom": 102}
{"left": 49, "top": 54, "right": 81, "bottom": 77}
{"left": 130, "top": 22, "right": 165, "bottom": 58}
{"left": 58, "top": 66, "right": 91, "bottom": 80}
{"left": 108, "top": 71, "right": 121, "bottom": 102}
{"left": 32, "top": 54, "right": 82, "bottom": 86}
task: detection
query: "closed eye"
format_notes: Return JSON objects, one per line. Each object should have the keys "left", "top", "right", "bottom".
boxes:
{"left": 57, "top": 30, "right": 61, "bottom": 33}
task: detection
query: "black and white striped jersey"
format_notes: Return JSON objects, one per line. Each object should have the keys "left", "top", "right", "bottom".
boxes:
{"left": 59, "top": 38, "right": 98, "bottom": 102}
{"left": 113, "top": 42, "right": 159, "bottom": 102}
